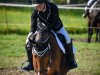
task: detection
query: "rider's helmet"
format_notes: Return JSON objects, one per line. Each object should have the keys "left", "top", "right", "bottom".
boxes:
{"left": 32, "top": 0, "right": 47, "bottom": 7}
{"left": 33, "top": 0, "right": 47, "bottom": 4}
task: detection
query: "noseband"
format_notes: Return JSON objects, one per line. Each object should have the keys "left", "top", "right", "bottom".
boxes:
{"left": 32, "top": 44, "right": 50, "bottom": 57}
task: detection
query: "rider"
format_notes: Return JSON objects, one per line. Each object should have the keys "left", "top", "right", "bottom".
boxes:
{"left": 82, "top": 0, "right": 97, "bottom": 18}
{"left": 22, "top": 0, "right": 77, "bottom": 71}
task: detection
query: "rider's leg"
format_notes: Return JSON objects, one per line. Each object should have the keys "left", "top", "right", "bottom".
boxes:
{"left": 82, "top": 6, "right": 90, "bottom": 18}
{"left": 56, "top": 27, "right": 77, "bottom": 69}
{"left": 83, "top": 0, "right": 97, "bottom": 18}
{"left": 22, "top": 33, "right": 34, "bottom": 71}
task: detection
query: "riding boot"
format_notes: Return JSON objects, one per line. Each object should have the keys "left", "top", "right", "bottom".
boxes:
{"left": 82, "top": 6, "right": 90, "bottom": 18}
{"left": 22, "top": 43, "right": 34, "bottom": 71}
{"left": 65, "top": 39, "right": 77, "bottom": 69}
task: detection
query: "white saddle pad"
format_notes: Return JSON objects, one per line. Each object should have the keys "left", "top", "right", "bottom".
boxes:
{"left": 51, "top": 30, "right": 76, "bottom": 54}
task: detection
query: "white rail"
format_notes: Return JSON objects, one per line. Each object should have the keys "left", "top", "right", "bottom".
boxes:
{"left": 0, "top": 3, "right": 100, "bottom": 10}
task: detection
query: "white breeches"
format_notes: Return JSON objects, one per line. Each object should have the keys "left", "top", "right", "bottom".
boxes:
{"left": 56, "top": 27, "right": 71, "bottom": 44}
{"left": 53, "top": 27, "right": 76, "bottom": 54}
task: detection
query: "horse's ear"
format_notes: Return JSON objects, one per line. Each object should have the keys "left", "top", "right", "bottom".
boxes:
{"left": 29, "top": 34, "right": 36, "bottom": 44}
{"left": 29, "top": 38, "right": 33, "bottom": 43}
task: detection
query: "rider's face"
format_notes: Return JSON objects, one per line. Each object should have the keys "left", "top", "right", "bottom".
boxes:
{"left": 35, "top": 3, "right": 45, "bottom": 11}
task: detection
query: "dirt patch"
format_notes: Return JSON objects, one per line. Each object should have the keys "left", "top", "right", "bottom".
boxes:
{"left": 0, "top": 68, "right": 35, "bottom": 75}
{"left": 0, "top": 68, "right": 80, "bottom": 75}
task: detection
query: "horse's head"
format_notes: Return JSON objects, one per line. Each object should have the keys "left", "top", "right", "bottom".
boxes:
{"left": 32, "top": 30, "right": 52, "bottom": 75}
{"left": 34, "top": 30, "right": 50, "bottom": 51}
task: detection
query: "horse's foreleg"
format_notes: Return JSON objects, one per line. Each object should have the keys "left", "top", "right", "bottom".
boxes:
{"left": 47, "top": 67, "right": 55, "bottom": 75}
{"left": 47, "top": 69, "right": 61, "bottom": 75}
{"left": 98, "top": 23, "right": 100, "bottom": 43}
{"left": 47, "top": 58, "right": 61, "bottom": 75}
{"left": 88, "top": 27, "right": 93, "bottom": 43}
{"left": 88, "top": 21, "right": 91, "bottom": 43}
{"left": 47, "top": 63, "right": 61, "bottom": 75}
{"left": 95, "top": 27, "right": 99, "bottom": 42}
{"left": 99, "top": 28, "right": 100, "bottom": 43}
{"left": 95, "top": 22, "right": 100, "bottom": 42}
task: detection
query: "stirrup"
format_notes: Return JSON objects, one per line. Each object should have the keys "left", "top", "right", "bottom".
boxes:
{"left": 21, "top": 60, "right": 33, "bottom": 71}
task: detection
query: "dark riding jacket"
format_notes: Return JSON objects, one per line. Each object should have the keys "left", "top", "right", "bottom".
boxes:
{"left": 30, "top": 2, "right": 63, "bottom": 33}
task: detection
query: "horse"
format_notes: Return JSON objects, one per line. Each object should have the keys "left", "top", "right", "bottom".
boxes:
{"left": 87, "top": 0, "right": 100, "bottom": 43}
{"left": 30, "top": 28, "right": 70, "bottom": 75}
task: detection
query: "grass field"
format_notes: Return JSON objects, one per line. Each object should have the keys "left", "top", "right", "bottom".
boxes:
{"left": 0, "top": 6, "right": 100, "bottom": 75}
{"left": 0, "top": 34, "right": 100, "bottom": 75}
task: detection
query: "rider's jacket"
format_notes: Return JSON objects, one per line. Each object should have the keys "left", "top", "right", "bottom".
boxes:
{"left": 30, "top": 2, "right": 63, "bottom": 33}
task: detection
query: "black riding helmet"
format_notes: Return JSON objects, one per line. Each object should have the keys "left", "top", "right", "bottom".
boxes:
{"left": 33, "top": 0, "right": 47, "bottom": 4}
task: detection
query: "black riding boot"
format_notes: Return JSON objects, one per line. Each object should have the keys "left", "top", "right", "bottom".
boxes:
{"left": 65, "top": 40, "right": 77, "bottom": 69}
{"left": 22, "top": 44, "right": 33, "bottom": 71}
{"left": 82, "top": 6, "right": 90, "bottom": 18}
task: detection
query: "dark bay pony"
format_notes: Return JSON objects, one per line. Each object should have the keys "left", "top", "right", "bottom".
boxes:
{"left": 30, "top": 28, "right": 70, "bottom": 75}
{"left": 87, "top": 0, "right": 100, "bottom": 43}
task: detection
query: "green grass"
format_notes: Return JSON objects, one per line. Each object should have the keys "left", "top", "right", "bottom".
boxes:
{"left": 0, "top": 6, "right": 88, "bottom": 34}
{"left": 71, "top": 42, "right": 100, "bottom": 75}
{"left": 0, "top": 6, "right": 31, "bottom": 34}
{"left": 77, "top": 43, "right": 100, "bottom": 75}
{"left": 0, "top": 34, "right": 100, "bottom": 75}
{"left": 0, "top": 34, "right": 27, "bottom": 68}
{"left": 0, "top": 7, "right": 31, "bottom": 23}
{"left": 59, "top": 9, "right": 87, "bottom": 27}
